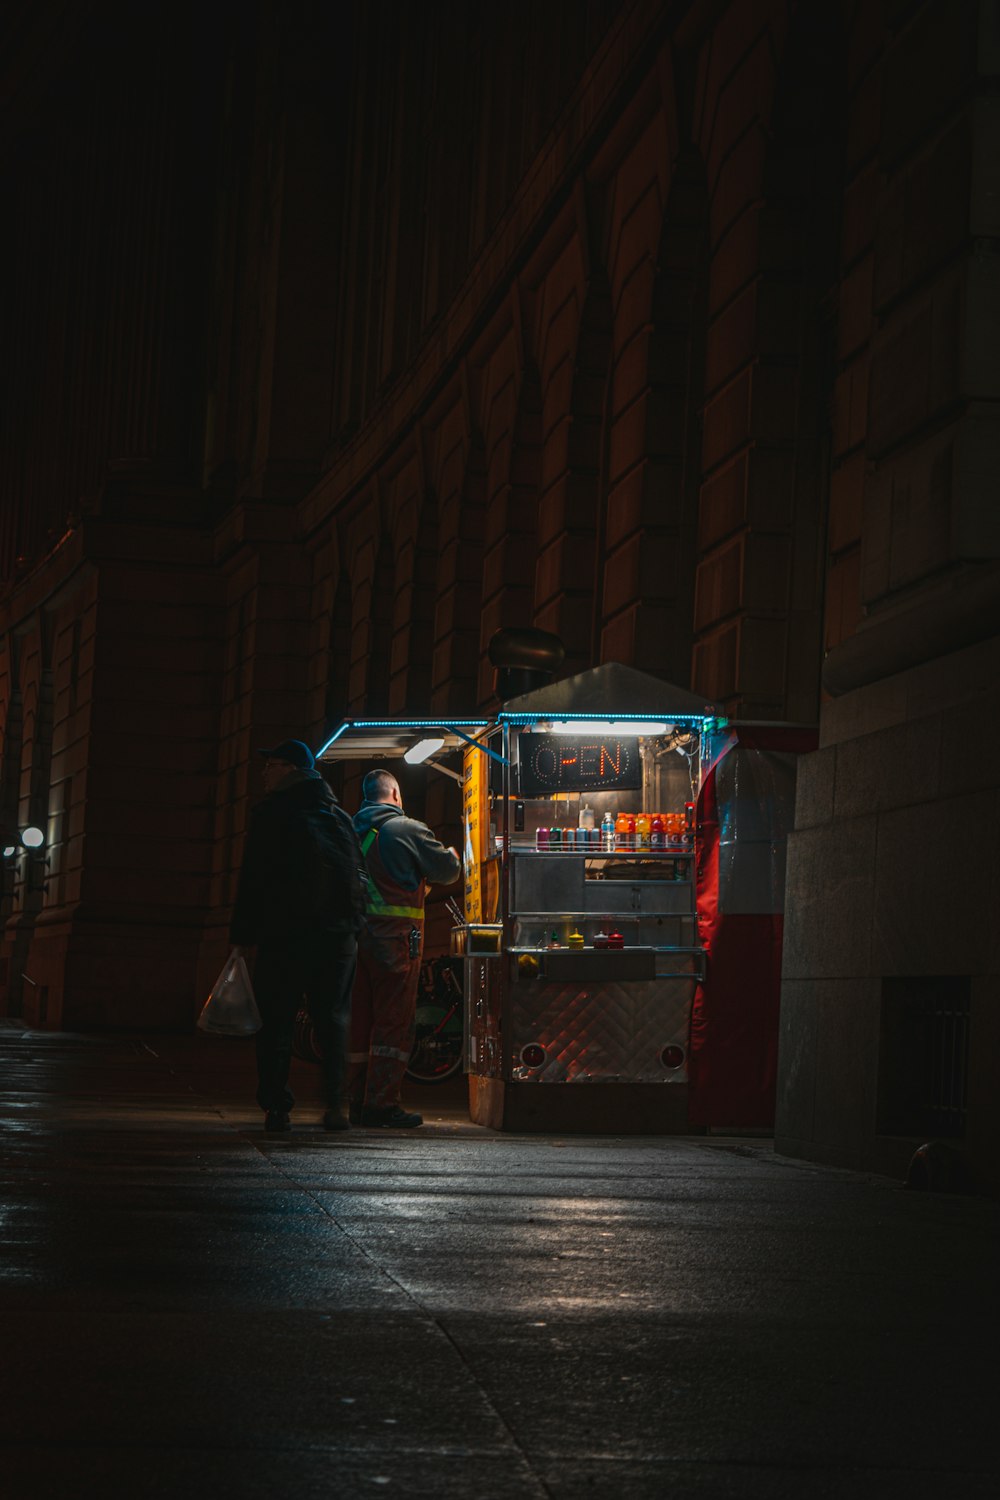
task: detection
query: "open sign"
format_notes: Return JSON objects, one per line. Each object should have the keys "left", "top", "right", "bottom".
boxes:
{"left": 517, "top": 734, "right": 641, "bottom": 794}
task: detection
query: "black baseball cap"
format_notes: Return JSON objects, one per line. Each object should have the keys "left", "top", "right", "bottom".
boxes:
{"left": 257, "top": 739, "right": 315, "bottom": 770}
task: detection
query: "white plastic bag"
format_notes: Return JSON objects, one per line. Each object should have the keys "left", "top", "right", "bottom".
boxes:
{"left": 197, "top": 950, "right": 261, "bottom": 1036}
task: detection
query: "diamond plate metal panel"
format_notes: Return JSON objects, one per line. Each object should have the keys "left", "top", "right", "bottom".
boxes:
{"left": 510, "top": 976, "right": 694, "bottom": 1083}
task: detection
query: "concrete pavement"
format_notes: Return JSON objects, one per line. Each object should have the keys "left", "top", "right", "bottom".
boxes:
{"left": 1, "top": 1021, "right": 998, "bottom": 1498}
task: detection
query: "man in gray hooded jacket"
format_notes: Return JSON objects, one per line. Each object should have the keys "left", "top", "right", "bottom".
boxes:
{"left": 349, "top": 768, "right": 461, "bottom": 1127}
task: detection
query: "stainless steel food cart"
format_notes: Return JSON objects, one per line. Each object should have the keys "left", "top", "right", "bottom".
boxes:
{"left": 458, "top": 664, "right": 723, "bottom": 1131}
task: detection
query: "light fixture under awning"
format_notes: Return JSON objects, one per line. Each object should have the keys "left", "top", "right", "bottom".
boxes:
{"left": 404, "top": 736, "right": 445, "bottom": 764}
{"left": 543, "top": 719, "right": 672, "bottom": 736}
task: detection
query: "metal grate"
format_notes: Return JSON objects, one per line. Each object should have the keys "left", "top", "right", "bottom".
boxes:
{"left": 877, "top": 977, "right": 970, "bottom": 1140}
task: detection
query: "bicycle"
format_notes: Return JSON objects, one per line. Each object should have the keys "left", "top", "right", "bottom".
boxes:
{"left": 291, "top": 952, "right": 464, "bottom": 1083}
{"left": 406, "top": 954, "right": 464, "bottom": 1084}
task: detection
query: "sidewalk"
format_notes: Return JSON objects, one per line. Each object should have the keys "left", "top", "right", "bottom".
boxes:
{"left": 1, "top": 1022, "right": 998, "bottom": 1499}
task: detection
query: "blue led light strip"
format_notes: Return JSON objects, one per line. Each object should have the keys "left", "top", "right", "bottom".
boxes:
{"left": 351, "top": 719, "right": 490, "bottom": 728}
{"left": 315, "top": 714, "right": 725, "bottom": 761}
{"left": 314, "top": 723, "right": 352, "bottom": 757}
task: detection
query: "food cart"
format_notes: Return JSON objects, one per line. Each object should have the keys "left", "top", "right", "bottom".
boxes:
{"left": 460, "top": 663, "right": 722, "bottom": 1131}
{"left": 318, "top": 663, "right": 724, "bottom": 1133}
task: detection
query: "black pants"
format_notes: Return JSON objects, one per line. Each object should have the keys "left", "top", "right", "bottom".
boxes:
{"left": 253, "top": 932, "right": 357, "bottom": 1114}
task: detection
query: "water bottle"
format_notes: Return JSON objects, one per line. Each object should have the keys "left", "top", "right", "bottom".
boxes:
{"left": 601, "top": 811, "right": 615, "bottom": 850}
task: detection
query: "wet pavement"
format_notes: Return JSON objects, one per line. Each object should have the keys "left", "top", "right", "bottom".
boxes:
{"left": 1, "top": 1021, "right": 998, "bottom": 1499}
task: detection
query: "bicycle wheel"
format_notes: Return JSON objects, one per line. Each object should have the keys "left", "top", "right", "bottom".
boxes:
{"left": 406, "top": 999, "right": 463, "bottom": 1083}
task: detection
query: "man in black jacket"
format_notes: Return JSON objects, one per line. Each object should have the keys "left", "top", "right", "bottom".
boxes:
{"left": 230, "top": 738, "right": 363, "bottom": 1134}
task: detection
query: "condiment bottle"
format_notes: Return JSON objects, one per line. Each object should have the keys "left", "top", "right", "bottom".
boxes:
{"left": 607, "top": 929, "right": 625, "bottom": 949}
{"left": 568, "top": 929, "right": 584, "bottom": 949}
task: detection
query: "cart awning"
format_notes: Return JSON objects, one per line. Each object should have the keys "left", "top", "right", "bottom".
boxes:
{"left": 315, "top": 718, "right": 491, "bottom": 762}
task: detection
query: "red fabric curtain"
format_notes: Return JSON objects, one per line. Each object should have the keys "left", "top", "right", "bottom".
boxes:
{"left": 687, "top": 725, "right": 816, "bottom": 1128}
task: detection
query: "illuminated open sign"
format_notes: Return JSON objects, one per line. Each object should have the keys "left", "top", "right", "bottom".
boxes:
{"left": 517, "top": 734, "right": 642, "bottom": 794}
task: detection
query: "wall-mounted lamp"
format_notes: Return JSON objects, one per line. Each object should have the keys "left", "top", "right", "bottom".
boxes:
{"left": 2, "top": 829, "right": 48, "bottom": 897}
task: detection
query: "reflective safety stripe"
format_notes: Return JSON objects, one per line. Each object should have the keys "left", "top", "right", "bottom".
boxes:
{"left": 359, "top": 827, "right": 424, "bottom": 919}
{"left": 371, "top": 1044, "right": 411, "bottom": 1064}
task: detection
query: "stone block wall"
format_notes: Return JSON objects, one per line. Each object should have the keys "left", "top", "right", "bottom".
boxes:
{"left": 777, "top": 0, "right": 1000, "bottom": 1191}
{"left": 778, "top": 636, "right": 1000, "bottom": 1193}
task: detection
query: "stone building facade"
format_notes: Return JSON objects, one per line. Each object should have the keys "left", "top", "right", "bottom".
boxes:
{"left": 1, "top": 0, "right": 997, "bottom": 1189}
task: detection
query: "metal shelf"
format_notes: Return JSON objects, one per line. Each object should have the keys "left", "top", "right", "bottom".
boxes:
{"left": 512, "top": 910, "right": 695, "bottom": 920}
{"left": 508, "top": 846, "right": 694, "bottom": 858}
{"left": 511, "top": 944, "right": 703, "bottom": 956}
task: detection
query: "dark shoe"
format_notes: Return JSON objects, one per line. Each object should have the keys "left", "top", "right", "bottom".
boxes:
{"left": 322, "top": 1110, "right": 350, "bottom": 1132}
{"left": 264, "top": 1109, "right": 291, "bottom": 1134}
{"left": 360, "top": 1104, "right": 423, "bottom": 1128}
